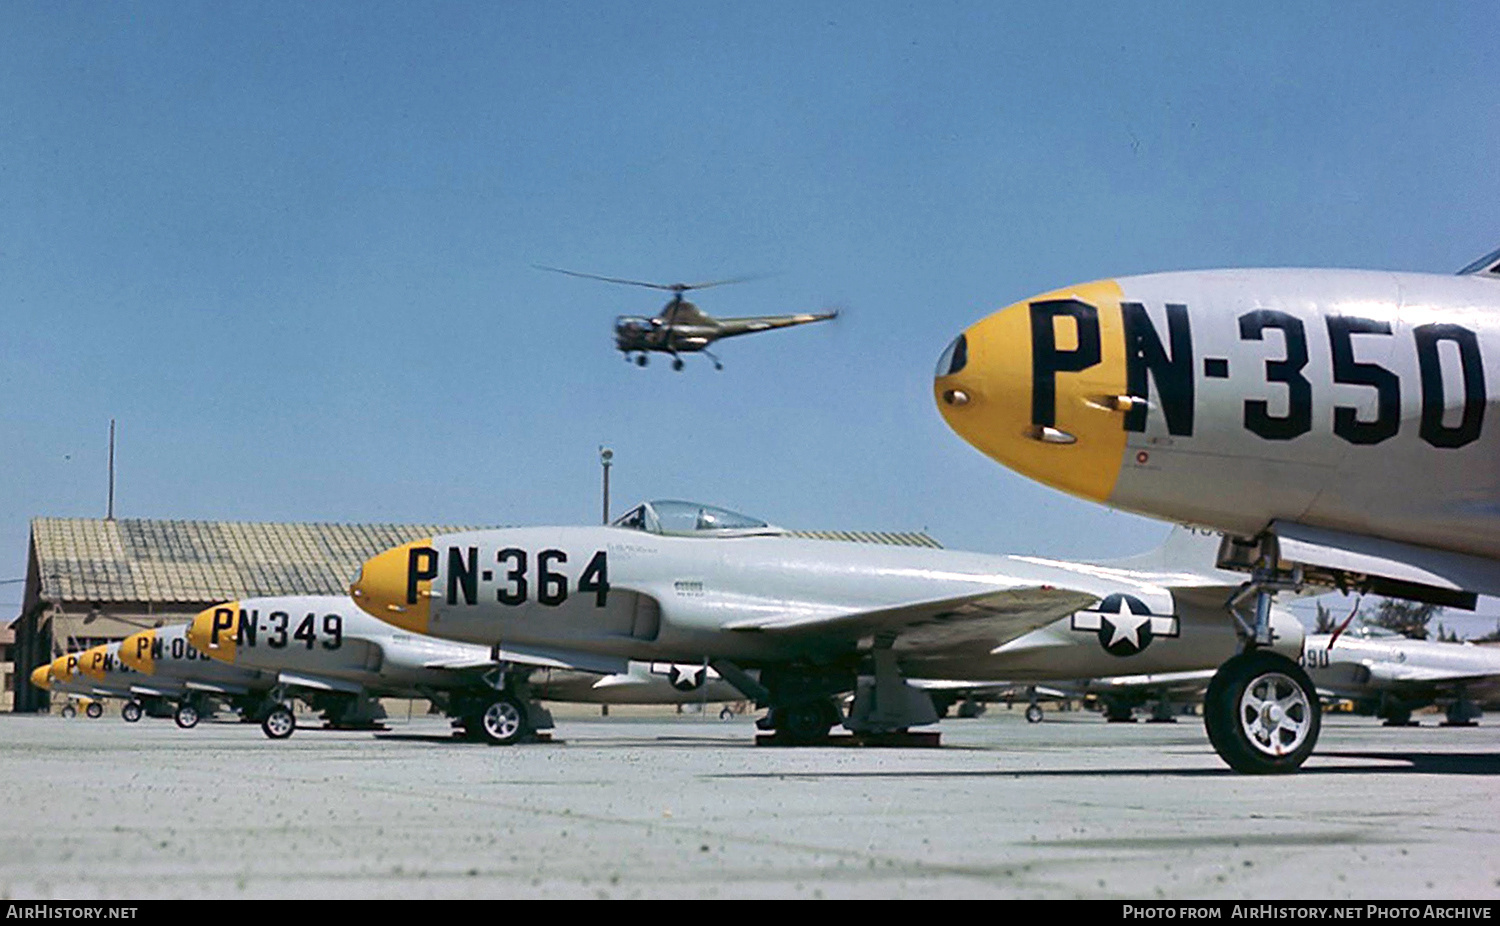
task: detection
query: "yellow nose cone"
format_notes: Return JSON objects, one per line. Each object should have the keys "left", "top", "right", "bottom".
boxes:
{"left": 120, "top": 630, "right": 157, "bottom": 674}
{"left": 350, "top": 539, "right": 435, "bottom": 634}
{"left": 30, "top": 665, "right": 52, "bottom": 691}
{"left": 78, "top": 645, "right": 110, "bottom": 681}
{"left": 934, "top": 279, "right": 1130, "bottom": 504}
{"left": 189, "top": 602, "right": 240, "bottom": 663}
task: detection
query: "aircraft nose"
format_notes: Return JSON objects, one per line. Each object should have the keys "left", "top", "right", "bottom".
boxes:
{"left": 349, "top": 539, "right": 435, "bottom": 634}
{"left": 933, "top": 279, "right": 1131, "bottom": 505}
{"left": 30, "top": 665, "right": 51, "bottom": 691}
{"left": 120, "top": 630, "right": 156, "bottom": 674}
{"left": 189, "top": 602, "right": 240, "bottom": 663}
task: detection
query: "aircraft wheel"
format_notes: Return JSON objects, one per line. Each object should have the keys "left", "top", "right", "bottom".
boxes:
{"left": 635, "top": 355, "right": 648, "bottom": 367}
{"left": 1204, "top": 651, "right": 1320, "bottom": 774}
{"left": 776, "top": 698, "right": 838, "bottom": 745}
{"left": 122, "top": 701, "right": 143, "bottom": 723}
{"left": 85, "top": 702, "right": 104, "bottom": 719}
{"left": 475, "top": 695, "right": 527, "bottom": 746}
{"left": 671, "top": 358, "right": 684, "bottom": 371}
{"left": 60, "top": 704, "right": 77, "bottom": 719}
{"left": 174, "top": 703, "right": 201, "bottom": 729}
{"left": 261, "top": 706, "right": 296, "bottom": 740}
{"left": 1025, "top": 704, "right": 1044, "bottom": 724}
{"left": 1381, "top": 707, "right": 1414, "bottom": 727}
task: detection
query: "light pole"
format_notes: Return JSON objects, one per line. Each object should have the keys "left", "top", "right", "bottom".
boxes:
{"left": 599, "top": 446, "right": 613, "bottom": 525}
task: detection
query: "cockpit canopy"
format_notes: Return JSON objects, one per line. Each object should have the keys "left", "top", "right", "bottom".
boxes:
{"left": 1457, "top": 246, "right": 1500, "bottom": 277}
{"left": 611, "top": 500, "right": 784, "bottom": 537}
{"left": 616, "top": 316, "right": 658, "bottom": 333}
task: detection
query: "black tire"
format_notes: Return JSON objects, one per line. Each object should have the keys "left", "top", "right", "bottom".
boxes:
{"left": 174, "top": 703, "right": 201, "bottom": 729}
{"left": 474, "top": 695, "right": 528, "bottom": 745}
{"left": 261, "top": 706, "right": 296, "bottom": 740}
{"left": 85, "top": 701, "right": 104, "bottom": 719}
{"left": 1204, "top": 651, "right": 1321, "bottom": 774}
{"left": 1025, "top": 704, "right": 1044, "bottom": 724}
{"left": 776, "top": 698, "right": 839, "bottom": 745}
{"left": 60, "top": 704, "right": 77, "bottom": 719}
{"left": 122, "top": 701, "right": 143, "bottom": 723}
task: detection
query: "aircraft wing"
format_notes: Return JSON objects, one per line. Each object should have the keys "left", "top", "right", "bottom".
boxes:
{"left": 1265, "top": 520, "right": 1493, "bottom": 608}
{"left": 278, "top": 671, "right": 364, "bottom": 695}
{"left": 722, "top": 585, "right": 1100, "bottom": 652}
{"left": 184, "top": 680, "right": 252, "bottom": 696}
{"left": 420, "top": 645, "right": 626, "bottom": 676}
{"left": 714, "top": 312, "right": 837, "bottom": 339}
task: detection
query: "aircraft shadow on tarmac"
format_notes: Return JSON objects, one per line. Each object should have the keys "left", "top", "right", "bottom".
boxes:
{"left": 707, "top": 751, "right": 1500, "bottom": 778}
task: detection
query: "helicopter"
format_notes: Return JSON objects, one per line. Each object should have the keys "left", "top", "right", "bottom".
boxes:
{"left": 537, "top": 265, "right": 838, "bottom": 370}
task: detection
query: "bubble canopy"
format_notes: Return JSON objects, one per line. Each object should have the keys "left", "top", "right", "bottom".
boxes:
{"left": 610, "top": 500, "right": 784, "bottom": 537}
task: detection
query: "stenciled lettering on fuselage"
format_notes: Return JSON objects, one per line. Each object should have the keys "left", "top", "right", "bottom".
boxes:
{"left": 1030, "top": 300, "right": 1486, "bottom": 449}
{"left": 208, "top": 607, "right": 345, "bottom": 650}
{"left": 406, "top": 546, "right": 611, "bottom": 608}
{"left": 1070, "top": 593, "right": 1180, "bottom": 657}
{"left": 135, "top": 635, "right": 212, "bottom": 664}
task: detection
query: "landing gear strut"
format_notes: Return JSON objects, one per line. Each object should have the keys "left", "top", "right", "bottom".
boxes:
{"left": 1206, "top": 539, "right": 1321, "bottom": 773}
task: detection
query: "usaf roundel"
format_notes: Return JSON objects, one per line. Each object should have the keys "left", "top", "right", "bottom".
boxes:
{"left": 1070, "top": 593, "right": 1179, "bottom": 658}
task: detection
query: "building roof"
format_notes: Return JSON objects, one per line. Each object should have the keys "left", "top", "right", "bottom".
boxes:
{"left": 26, "top": 517, "right": 942, "bottom": 607}
{"left": 30, "top": 518, "right": 475, "bottom": 604}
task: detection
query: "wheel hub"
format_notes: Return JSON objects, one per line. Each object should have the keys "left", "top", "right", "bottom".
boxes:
{"left": 1239, "top": 671, "right": 1312, "bottom": 757}
{"left": 484, "top": 703, "right": 521, "bottom": 740}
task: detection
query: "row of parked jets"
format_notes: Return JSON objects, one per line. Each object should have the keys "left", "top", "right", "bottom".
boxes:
{"left": 33, "top": 247, "right": 1500, "bottom": 774}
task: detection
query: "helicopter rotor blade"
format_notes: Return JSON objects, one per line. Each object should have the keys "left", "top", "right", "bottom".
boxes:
{"left": 535, "top": 265, "right": 768, "bottom": 293}
{"left": 533, "top": 265, "right": 680, "bottom": 292}
{"left": 676, "top": 273, "right": 769, "bottom": 292}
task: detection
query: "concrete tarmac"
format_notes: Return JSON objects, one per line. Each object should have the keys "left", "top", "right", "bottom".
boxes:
{"left": 2, "top": 708, "right": 1498, "bottom": 899}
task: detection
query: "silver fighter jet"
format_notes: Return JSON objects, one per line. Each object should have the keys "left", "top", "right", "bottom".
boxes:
{"left": 348, "top": 499, "right": 1304, "bottom": 760}
{"left": 934, "top": 245, "right": 1500, "bottom": 771}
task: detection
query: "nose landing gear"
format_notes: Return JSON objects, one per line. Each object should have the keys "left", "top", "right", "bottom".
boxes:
{"left": 1205, "top": 541, "right": 1321, "bottom": 774}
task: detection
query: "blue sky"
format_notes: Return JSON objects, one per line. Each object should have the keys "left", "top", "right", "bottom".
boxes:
{"left": 2, "top": 3, "right": 1497, "bottom": 632}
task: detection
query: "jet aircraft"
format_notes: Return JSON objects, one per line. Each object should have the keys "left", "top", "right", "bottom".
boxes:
{"left": 1302, "top": 625, "right": 1500, "bottom": 725}
{"left": 41, "top": 644, "right": 182, "bottom": 721}
{"left": 119, "top": 623, "right": 279, "bottom": 729}
{"left": 187, "top": 594, "right": 745, "bottom": 742}
{"left": 536, "top": 266, "right": 837, "bottom": 370}
{"left": 347, "top": 499, "right": 1304, "bottom": 764}
{"left": 933, "top": 246, "right": 1500, "bottom": 771}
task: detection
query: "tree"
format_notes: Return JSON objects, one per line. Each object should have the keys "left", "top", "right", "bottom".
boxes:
{"left": 1365, "top": 598, "right": 1443, "bottom": 640}
{"left": 1313, "top": 602, "right": 1339, "bottom": 633}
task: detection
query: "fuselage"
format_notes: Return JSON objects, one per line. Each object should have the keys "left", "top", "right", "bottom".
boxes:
{"left": 120, "top": 623, "right": 273, "bottom": 692}
{"left": 935, "top": 269, "right": 1500, "bottom": 559}
{"left": 1300, "top": 631, "right": 1500, "bottom": 704}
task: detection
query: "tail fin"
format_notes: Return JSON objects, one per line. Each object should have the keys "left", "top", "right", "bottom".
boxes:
{"left": 1093, "top": 525, "right": 1239, "bottom": 583}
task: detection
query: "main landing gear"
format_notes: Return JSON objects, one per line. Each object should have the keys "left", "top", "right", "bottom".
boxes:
{"left": 1205, "top": 539, "right": 1321, "bottom": 774}
{"left": 451, "top": 668, "right": 555, "bottom": 746}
